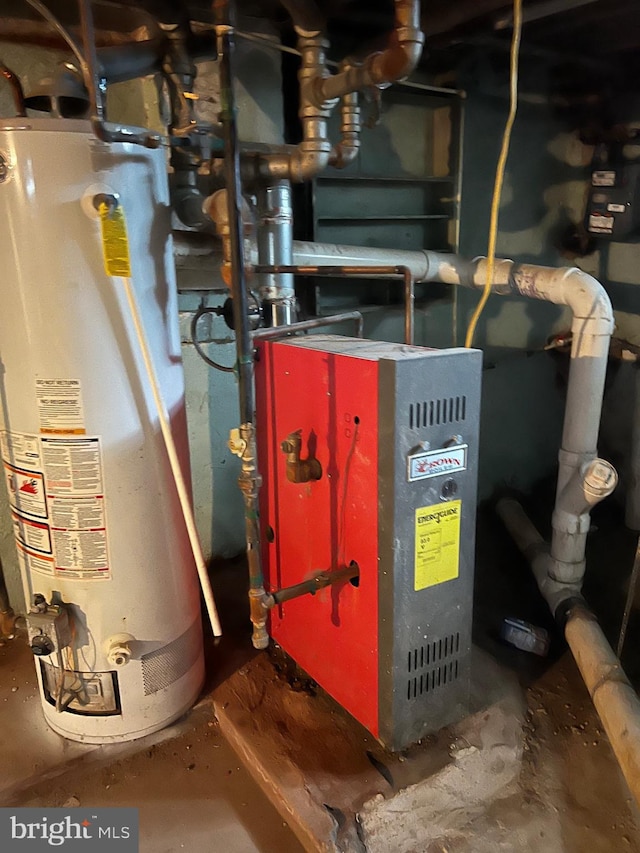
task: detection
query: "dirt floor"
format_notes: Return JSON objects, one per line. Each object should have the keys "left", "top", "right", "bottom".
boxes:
{"left": 0, "top": 638, "right": 303, "bottom": 853}
{"left": 2, "top": 496, "right": 640, "bottom": 852}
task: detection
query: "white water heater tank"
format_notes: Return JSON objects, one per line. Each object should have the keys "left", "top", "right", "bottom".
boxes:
{"left": 0, "top": 118, "right": 204, "bottom": 743}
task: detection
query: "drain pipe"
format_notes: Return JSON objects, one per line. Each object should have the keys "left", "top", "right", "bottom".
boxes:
{"left": 214, "top": 3, "right": 268, "bottom": 650}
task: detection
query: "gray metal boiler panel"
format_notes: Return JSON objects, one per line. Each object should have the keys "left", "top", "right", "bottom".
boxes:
{"left": 377, "top": 348, "right": 482, "bottom": 750}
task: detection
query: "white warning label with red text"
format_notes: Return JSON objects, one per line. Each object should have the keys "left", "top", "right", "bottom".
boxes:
{"left": 35, "top": 378, "right": 86, "bottom": 435}
{"left": 1, "top": 431, "right": 110, "bottom": 580}
{"left": 42, "top": 437, "right": 110, "bottom": 580}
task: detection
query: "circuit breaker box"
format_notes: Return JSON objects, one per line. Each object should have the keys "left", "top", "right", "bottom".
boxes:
{"left": 255, "top": 336, "right": 482, "bottom": 750}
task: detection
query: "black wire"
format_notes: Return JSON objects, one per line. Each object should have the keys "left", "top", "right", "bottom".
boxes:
{"left": 190, "top": 304, "right": 236, "bottom": 374}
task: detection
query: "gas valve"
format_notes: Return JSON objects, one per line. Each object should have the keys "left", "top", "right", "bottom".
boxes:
{"left": 26, "top": 594, "right": 71, "bottom": 658}
{"left": 281, "top": 430, "right": 322, "bottom": 484}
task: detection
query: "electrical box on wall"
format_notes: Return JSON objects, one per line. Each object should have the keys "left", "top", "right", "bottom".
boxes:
{"left": 587, "top": 163, "right": 640, "bottom": 239}
{"left": 255, "top": 336, "right": 482, "bottom": 751}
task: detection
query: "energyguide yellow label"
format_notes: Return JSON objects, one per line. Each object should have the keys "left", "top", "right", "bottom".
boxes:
{"left": 414, "top": 500, "right": 461, "bottom": 590}
{"left": 99, "top": 203, "right": 131, "bottom": 278}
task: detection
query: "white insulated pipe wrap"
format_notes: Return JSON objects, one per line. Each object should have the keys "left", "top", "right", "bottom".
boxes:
{"left": 566, "top": 609, "right": 640, "bottom": 808}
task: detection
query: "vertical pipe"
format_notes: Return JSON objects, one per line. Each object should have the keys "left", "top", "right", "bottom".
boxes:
{"left": 215, "top": 1, "right": 268, "bottom": 649}
{"left": 403, "top": 268, "right": 415, "bottom": 346}
{"left": 256, "top": 181, "right": 296, "bottom": 326}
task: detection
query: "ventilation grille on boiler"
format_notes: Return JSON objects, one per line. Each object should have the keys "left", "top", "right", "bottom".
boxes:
{"left": 407, "top": 632, "right": 460, "bottom": 700}
{"left": 409, "top": 396, "right": 467, "bottom": 429}
{"left": 141, "top": 618, "right": 202, "bottom": 696}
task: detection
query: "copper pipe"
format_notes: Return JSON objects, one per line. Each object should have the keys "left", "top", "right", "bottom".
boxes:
{"left": 252, "top": 264, "right": 415, "bottom": 345}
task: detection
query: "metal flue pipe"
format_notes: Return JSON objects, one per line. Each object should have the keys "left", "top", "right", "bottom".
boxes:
{"left": 214, "top": 0, "right": 268, "bottom": 650}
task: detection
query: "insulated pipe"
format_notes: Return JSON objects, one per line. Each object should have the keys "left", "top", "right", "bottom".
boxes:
{"left": 565, "top": 604, "right": 640, "bottom": 809}
{"left": 313, "top": 0, "right": 425, "bottom": 105}
{"left": 215, "top": 4, "right": 268, "bottom": 651}
{"left": 256, "top": 182, "right": 296, "bottom": 326}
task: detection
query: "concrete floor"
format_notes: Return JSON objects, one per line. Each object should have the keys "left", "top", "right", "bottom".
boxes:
{"left": 0, "top": 638, "right": 303, "bottom": 853}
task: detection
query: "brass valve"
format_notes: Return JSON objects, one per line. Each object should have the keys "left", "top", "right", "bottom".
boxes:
{"left": 281, "top": 429, "right": 322, "bottom": 484}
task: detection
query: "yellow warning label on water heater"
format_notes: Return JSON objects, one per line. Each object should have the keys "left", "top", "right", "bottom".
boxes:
{"left": 99, "top": 203, "right": 131, "bottom": 278}
{"left": 414, "top": 500, "right": 461, "bottom": 590}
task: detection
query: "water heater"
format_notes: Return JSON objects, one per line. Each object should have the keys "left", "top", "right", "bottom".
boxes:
{"left": 0, "top": 118, "right": 204, "bottom": 743}
{"left": 256, "top": 336, "right": 481, "bottom": 750}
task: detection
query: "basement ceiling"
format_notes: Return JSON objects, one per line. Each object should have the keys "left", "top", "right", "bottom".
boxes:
{"left": 0, "top": 1, "right": 638, "bottom": 85}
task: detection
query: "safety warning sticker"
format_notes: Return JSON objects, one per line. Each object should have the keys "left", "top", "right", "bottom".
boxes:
{"left": 1, "top": 431, "right": 110, "bottom": 580}
{"left": 4, "top": 463, "right": 47, "bottom": 519}
{"left": 11, "top": 510, "right": 52, "bottom": 554}
{"left": 99, "top": 203, "right": 131, "bottom": 277}
{"left": 414, "top": 500, "right": 461, "bottom": 591}
{"left": 41, "top": 436, "right": 103, "bottom": 495}
{"left": 35, "top": 379, "right": 85, "bottom": 435}
{"left": 42, "top": 437, "right": 110, "bottom": 579}
{"left": 17, "top": 542, "right": 54, "bottom": 576}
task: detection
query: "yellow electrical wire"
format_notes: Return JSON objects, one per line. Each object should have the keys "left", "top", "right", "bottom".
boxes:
{"left": 464, "top": 0, "right": 523, "bottom": 348}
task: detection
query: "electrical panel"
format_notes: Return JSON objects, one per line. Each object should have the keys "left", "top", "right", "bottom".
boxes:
{"left": 587, "top": 163, "right": 640, "bottom": 240}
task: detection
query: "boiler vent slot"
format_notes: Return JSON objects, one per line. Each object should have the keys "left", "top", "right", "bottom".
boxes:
{"left": 406, "top": 632, "right": 461, "bottom": 700}
{"left": 409, "top": 396, "right": 467, "bottom": 429}
{"left": 141, "top": 618, "right": 202, "bottom": 696}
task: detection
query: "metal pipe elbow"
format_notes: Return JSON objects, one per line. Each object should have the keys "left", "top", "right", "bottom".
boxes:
{"left": 265, "top": 141, "right": 332, "bottom": 183}
{"left": 369, "top": 34, "right": 425, "bottom": 84}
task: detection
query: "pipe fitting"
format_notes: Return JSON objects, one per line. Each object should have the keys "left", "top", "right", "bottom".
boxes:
{"left": 329, "top": 80, "right": 361, "bottom": 169}
{"left": 557, "top": 458, "right": 618, "bottom": 518}
{"left": 249, "top": 587, "right": 269, "bottom": 650}
{"left": 105, "top": 633, "right": 135, "bottom": 667}
{"left": 315, "top": 0, "right": 424, "bottom": 103}
{"left": 281, "top": 429, "right": 323, "bottom": 483}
